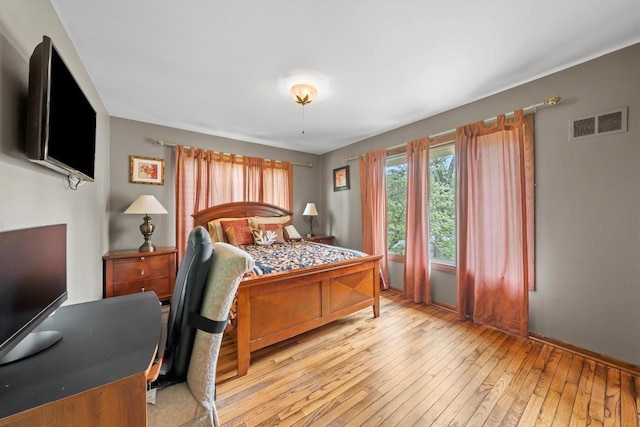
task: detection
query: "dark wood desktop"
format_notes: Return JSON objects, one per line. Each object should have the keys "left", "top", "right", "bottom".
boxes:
{"left": 0, "top": 292, "right": 161, "bottom": 426}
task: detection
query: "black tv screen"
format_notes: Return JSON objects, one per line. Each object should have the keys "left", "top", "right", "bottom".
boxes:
{"left": 26, "top": 36, "right": 96, "bottom": 182}
{"left": 0, "top": 224, "right": 67, "bottom": 363}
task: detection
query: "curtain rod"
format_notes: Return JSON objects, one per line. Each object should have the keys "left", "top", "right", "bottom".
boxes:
{"left": 156, "top": 140, "right": 313, "bottom": 168}
{"left": 344, "top": 96, "right": 561, "bottom": 163}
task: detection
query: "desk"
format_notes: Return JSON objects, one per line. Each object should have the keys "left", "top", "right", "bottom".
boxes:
{"left": 0, "top": 292, "right": 161, "bottom": 426}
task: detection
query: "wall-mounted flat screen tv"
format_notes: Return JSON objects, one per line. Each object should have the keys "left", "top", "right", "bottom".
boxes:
{"left": 26, "top": 35, "right": 96, "bottom": 182}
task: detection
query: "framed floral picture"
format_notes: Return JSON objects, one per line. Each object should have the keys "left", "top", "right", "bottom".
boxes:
{"left": 130, "top": 155, "right": 165, "bottom": 185}
{"left": 333, "top": 165, "right": 350, "bottom": 191}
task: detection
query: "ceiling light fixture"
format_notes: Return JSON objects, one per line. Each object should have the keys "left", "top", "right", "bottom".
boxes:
{"left": 289, "top": 83, "right": 317, "bottom": 106}
{"left": 289, "top": 83, "right": 318, "bottom": 135}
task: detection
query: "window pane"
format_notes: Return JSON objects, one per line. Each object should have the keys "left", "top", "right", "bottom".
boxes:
{"left": 429, "top": 145, "right": 456, "bottom": 264}
{"left": 386, "top": 156, "right": 407, "bottom": 255}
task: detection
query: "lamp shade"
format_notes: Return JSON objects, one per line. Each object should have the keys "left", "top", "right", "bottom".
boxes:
{"left": 303, "top": 203, "right": 318, "bottom": 216}
{"left": 124, "top": 195, "right": 168, "bottom": 215}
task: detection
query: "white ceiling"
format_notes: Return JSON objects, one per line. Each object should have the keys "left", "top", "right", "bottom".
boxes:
{"left": 52, "top": 0, "right": 640, "bottom": 155}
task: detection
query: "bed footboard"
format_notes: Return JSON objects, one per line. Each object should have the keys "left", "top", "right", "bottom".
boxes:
{"left": 235, "top": 255, "right": 381, "bottom": 376}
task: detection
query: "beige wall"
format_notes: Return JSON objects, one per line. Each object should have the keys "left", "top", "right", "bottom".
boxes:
{"left": 109, "top": 117, "right": 322, "bottom": 250}
{"left": 0, "top": 0, "right": 110, "bottom": 303}
{"left": 322, "top": 44, "right": 640, "bottom": 365}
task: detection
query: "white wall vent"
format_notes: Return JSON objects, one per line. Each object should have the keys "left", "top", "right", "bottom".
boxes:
{"left": 569, "top": 107, "right": 628, "bottom": 141}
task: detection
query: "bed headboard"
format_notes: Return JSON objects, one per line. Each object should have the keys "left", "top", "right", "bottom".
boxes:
{"left": 192, "top": 202, "right": 294, "bottom": 228}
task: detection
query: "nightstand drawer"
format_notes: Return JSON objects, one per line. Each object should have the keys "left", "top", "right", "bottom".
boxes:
{"left": 113, "top": 256, "right": 169, "bottom": 282}
{"left": 113, "top": 277, "right": 170, "bottom": 297}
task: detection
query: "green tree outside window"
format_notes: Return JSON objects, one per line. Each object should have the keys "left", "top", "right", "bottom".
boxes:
{"left": 385, "top": 145, "right": 455, "bottom": 264}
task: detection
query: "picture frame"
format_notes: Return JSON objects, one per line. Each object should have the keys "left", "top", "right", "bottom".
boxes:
{"left": 333, "top": 165, "right": 350, "bottom": 191}
{"left": 130, "top": 155, "right": 165, "bottom": 185}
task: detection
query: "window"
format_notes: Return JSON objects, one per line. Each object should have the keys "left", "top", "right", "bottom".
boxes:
{"left": 386, "top": 156, "right": 407, "bottom": 256}
{"left": 385, "top": 144, "right": 456, "bottom": 266}
{"left": 429, "top": 144, "right": 455, "bottom": 265}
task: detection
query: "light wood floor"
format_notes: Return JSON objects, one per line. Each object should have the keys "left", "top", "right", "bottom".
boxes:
{"left": 215, "top": 291, "right": 639, "bottom": 426}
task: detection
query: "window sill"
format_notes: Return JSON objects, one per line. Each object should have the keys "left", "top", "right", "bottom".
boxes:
{"left": 431, "top": 262, "right": 456, "bottom": 275}
{"left": 388, "top": 253, "right": 405, "bottom": 263}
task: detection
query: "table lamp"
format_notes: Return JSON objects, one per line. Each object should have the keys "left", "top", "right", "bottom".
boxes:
{"left": 124, "top": 195, "right": 168, "bottom": 252}
{"left": 302, "top": 202, "right": 318, "bottom": 237}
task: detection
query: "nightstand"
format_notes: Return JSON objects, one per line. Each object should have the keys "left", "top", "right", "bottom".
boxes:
{"left": 303, "top": 235, "right": 335, "bottom": 245}
{"left": 103, "top": 247, "right": 177, "bottom": 301}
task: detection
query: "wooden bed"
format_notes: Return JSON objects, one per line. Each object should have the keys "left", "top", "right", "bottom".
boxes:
{"left": 193, "top": 201, "right": 381, "bottom": 376}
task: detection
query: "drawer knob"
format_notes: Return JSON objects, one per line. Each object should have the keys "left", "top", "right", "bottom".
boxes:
{"left": 140, "top": 269, "right": 145, "bottom": 276}
{"left": 141, "top": 288, "right": 145, "bottom": 292}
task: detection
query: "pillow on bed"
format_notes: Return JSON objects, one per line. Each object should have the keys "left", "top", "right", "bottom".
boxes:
{"left": 257, "top": 223, "right": 286, "bottom": 244}
{"left": 206, "top": 221, "right": 219, "bottom": 242}
{"left": 251, "top": 228, "right": 278, "bottom": 245}
{"left": 251, "top": 215, "right": 291, "bottom": 228}
{"left": 225, "top": 224, "right": 254, "bottom": 246}
{"left": 207, "top": 217, "right": 251, "bottom": 242}
{"left": 283, "top": 224, "right": 303, "bottom": 240}
{"left": 219, "top": 219, "right": 250, "bottom": 243}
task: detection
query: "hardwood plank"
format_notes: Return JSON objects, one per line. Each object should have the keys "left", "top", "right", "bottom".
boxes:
{"left": 554, "top": 354, "right": 586, "bottom": 426}
{"left": 426, "top": 333, "right": 515, "bottom": 425}
{"left": 482, "top": 340, "right": 544, "bottom": 425}
{"left": 589, "top": 362, "right": 609, "bottom": 426}
{"left": 318, "top": 309, "right": 477, "bottom": 425}
{"left": 409, "top": 330, "right": 509, "bottom": 425}
{"left": 365, "top": 327, "right": 499, "bottom": 426}
{"left": 517, "top": 347, "right": 564, "bottom": 426}
{"left": 211, "top": 292, "right": 640, "bottom": 427}
{"left": 605, "top": 367, "right": 622, "bottom": 427}
{"left": 465, "top": 340, "right": 535, "bottom": 425}
{"left": 451, "top": 337, "right": 528, "bottom": 426}
{"left": 536, "top": 351, "right": 574, "bottom": 425}
{"left": 569, "top": 359, "right": 596, "bottom": 427}
{"left": 336, "top": 321, "right": 490, "bottom": 425}
{"left": 620, "top": 372, "right": 638, "bottom": 427}
{"left": 292, "top": 390, "right": 368, "bottom": 427}
{"left": 635, "top": 376, "right": 640, "bottom": 425}
{"left": 500, "top": 343, "right": 553, "bottom": 426}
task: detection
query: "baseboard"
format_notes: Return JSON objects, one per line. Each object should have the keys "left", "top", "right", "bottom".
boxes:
{"left": 431, "top": 301, "right": 456, "bottom": 313}
{"left": 529, "top": 332, "right": 640, "bottom": 376}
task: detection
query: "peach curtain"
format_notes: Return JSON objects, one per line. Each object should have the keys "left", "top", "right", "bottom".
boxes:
{"left": 244, "top": 157, "right": 292, "bottom": 210}
{"left": 175, "top": 146, "right": 244, "bottom": 260}
{"left": 360, "top": 149, "right": 389, "bottom": 290}
{"left": 456, "top": 110, "right": 532, "bottom": 337}
{"left": 206, "top": 152, "right": 245, "bottom": 204}
{"left": 176, "top": 148, "right": 294, "bottom": 260}
{"left": 522, "top": 115, "right": 535, "bottom": 291}
{"left": 244, "top": 156, "right": 264, "bottom": 203}
{"left": 403, "top": 137, "right": 431, "bottom": 303}
{"left": 263, "top": 160, "right": 293, "bottom": 211}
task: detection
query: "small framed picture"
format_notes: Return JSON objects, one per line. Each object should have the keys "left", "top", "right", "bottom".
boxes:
{"left": 333, "top": 165, "right": 350, "bottom": 191}
{"left": 130, "top": 155, "right": 165, "bottom": 185}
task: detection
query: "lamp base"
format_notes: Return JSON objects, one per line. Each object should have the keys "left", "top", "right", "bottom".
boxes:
{"left": 138, "top": 242, "right": 157, "bottom": 252}
{"left": 307, "top": 216, "right": 315, "bottom": 238}
{"left": 138, "top": 215, "right": 156, "bottom": 253}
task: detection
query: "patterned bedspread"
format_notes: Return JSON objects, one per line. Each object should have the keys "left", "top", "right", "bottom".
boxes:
{"left": 240, "top": 240, "right": 366, "bottom": 275}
